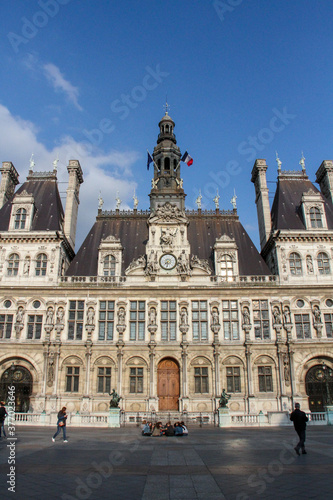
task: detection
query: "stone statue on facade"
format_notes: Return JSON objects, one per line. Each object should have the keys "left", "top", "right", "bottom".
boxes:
{"left": 283, "top": 306, "right": 291, "bottom": 324}
{"left": 242, "top": 306, "right": 250, "bottom": 325}
{"left": 306, "top": 255, "right": 313, "bottom": 273}
{"left": 109, "top": 389, "right": 121, "bottom": 408}
{"left": 272, "top": 306, "right": 282, "bottom": 325}
{"left": 312, "top": 305, "right": 322, "bottom": 323}
{"left": 180, "top": 307, "right": 188, "bottom": 327}
{"left": 177, "top": 250, "right": 189, "bottom": 274}
{"left": 148, "top": 307, "right": 157, "bottom": 326}
{"left": 213, "top": 190, "right": 220, "bottom": 209}
{"left": 195, "top": 190, "right": 202, "bottom": 209}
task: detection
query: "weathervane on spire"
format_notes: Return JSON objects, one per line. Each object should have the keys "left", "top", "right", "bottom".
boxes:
{"left": 276, "top": 151, "right": 282, "bottom": 173}
{"left": 29, "top": 154, "right": 35, "bottom": 170}
{"left": 300, "top": 152, "right": 306, "bottom": 172}
{"left": 163, "top": 98, "right": 170, "bottom": 115}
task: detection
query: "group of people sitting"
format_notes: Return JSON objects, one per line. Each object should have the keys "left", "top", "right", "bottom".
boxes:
{"left": 142, "top": 420, "right": 188, "bottom": 436}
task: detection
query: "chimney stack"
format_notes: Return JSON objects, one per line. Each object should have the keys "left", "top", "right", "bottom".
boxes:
{"left": 251, "top": 159, "right": 271, "bottom": 250}
{"left": 64, "top": 160, "right": 84, "bottom": 250}
{"left": 0, "top": 162, "right": 19, "bottom": 209}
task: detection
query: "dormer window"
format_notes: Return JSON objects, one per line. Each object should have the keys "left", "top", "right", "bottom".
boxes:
{"left": 14, "top": 208, "right": 27, "bottom": 229}
{"left": 103, "top": 255, "right": 116, "bottom": 276}
{"left": 289, "top": 252, "right": 302, "bottom": 275}
{"left": 310, "top": 207, "right": 323, "bottom": 228}
{"left": 220, "top": 255, "right": 234, "bottom": 280}
{"left": 301, "top": 189, "right": 327, "bottom": 230}
{"left": 8, "top": 253, "right": 19, "bottom": 276}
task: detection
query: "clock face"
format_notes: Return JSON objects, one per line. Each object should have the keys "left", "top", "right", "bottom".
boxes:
{"left": 160, "top": 254, "right": 177, "bottom": 270}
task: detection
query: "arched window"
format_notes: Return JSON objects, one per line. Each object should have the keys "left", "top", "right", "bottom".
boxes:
{"left": 14, "top": 208, "right": 27, "bottom": 229}
{"left": 289, "top": 252, "right": 302, "bottom": 275}
{"left": 164, "top": 158, "right": 170, "bottom": 171}
{"left": 317, "top": 252, "right": 330, "bottom": 275}
{"left": 220, "top": 255, "right": 233, "bottom": 280}
{"left": 35, "top": 253, "right": 47, "bottom": 276}
{"left": 7, "top": 253, "right": 19, "bottom": 276}
{"left": 103, "top": 255, "right": 116, "bottom": 276}
{"left": 310, "top": 207, "right": 323, "bottom": 228}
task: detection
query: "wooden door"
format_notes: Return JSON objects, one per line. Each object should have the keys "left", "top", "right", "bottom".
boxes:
{"left": 157, "top": 358, "right": 180, "bottom": 410}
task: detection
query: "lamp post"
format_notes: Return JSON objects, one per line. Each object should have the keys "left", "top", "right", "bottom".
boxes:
{"left": 322, "top": 362, "right": 332, "bottom": 408}
{"left": 9, "top": 362, "right": 16, "bottom": 385}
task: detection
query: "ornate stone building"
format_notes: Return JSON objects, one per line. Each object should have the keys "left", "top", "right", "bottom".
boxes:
{"left": 0, "top": 112, "right": 332, "bottom": 417}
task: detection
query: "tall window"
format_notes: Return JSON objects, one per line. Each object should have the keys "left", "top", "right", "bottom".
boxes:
{"left": 27, "top": 315, "right": 42, "bottom": 339}
{"left": 35, "top": 253, "right": 47, "bottom": 276}
{"left": 310, "top": 207, "right": 323, "bottom": 228}
{"left": 295, "top": 314, "right": 311, "bottom": 339}
{"left": 130, "top": 301, "right": 145, "bottom": 341}
{"left": 97, "top": 367, "right": 111, "bottom": 393}
{"left": 226, "top": 366, "right": 241, "bottom": 392}
{"left": 66, "top": 366, "right": 80, "bottom": 392}
{"left": 222, "top": 300, "right": 239, "bottom": 340}
{"left": 194, "top": 367, "right": 209, "bottom": 393}
{"left": 324, "top": 313, "right": 333, "bottom": 338}
{"left": 192, "top": 301, "right": 208, "bottom": 340}
{"left": 317, "top": 252, "right": 330, "bottom": 275}
{"left": 98, "top": 301, "right": 114, "bottom": 340}
{"left": 220, "top": 255, "right": 233, "bottom": 280}
{"left": 253, "top": 300, "right": 270, "bottom": 339}
{"left": 130, "top": 367, "right": 143, "bottom": 393}
{"left": 68, "top": 300, "right": 84, "bottom": 340}
{"left": 289, "top": 252, "right": 302, "bottom": 275}
{"left": 103, "top": 255, "right": 116, "bottom": 276}
{"left": 0, "top": 314, "right": 13, "bottom": 339}
{"left": 14, "top": 208, "right": 27, "bottom": 229}
{"left": 161, "top": 301, "right": 177, "bottom": 341}
{"left": 258, "top": 366, "right": 273, "bottom": 392}
{"left": 7, "top": 253, "right": 19, "bottom": 276}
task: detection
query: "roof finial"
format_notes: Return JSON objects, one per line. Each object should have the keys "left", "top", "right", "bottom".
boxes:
{"left": 230, "top": 189, "right": 237, "bottom": 210}
{"left": 300, "top": 152, "right": 306, "bottom": 172}
{"left": 98, "top": 191, "right": 104, "bottom": 210}
{"left": 29, "top": 153, "right": 35, "bottom": 170}
{"left": 195, "top": 190, "right": 202, "bottom": 209}
{"left": 52, "top": 153, "right": 59, "bottom": 171}
{"left": 276, "top": 151, "right": 282, "bottom": 173}
{"left": 213, "top": 189, "right": 220, "bottom": 209}
{"left": 133, "top": 189, "right": 138, "bottom": 210}
{"left": 115, "top": 191, "right": 122, "bottom": 210}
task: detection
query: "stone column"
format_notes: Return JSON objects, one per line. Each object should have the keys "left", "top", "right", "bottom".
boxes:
{"left": 245, "top": 344, "right": 254, "bottom": 413}
{"left": 84, "top": 342, "right": 92, "bottom": 395}
{"left": 147, "top": 343, "right": 158, "bottom": 410}
{"left": 52, "top": 342, "right": 61, "bottom": 396}
{"left": 116, "top": 344, "right": 124, "bottom": 396}
{"left": 180, "top": 342, "right": 189, "bottom": 412}
{"left": 287, "top": 345, "right": 297, "bottom": 406}
{"left": 276, "top": 343, "right": 285, "bottom": 411}
{"left": 42, "top": 343, "right": 50, "bottom": 396}
{"left": 213, "top": 344, "right": 221, "bottom": 408}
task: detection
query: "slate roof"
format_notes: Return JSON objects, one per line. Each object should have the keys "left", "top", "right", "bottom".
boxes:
{"left": 66, "top": 211, "right": 271, "bottom": 277}
{"left": 0, "top": 173, "right": 64, "bottom": 232}
{"left": 271, "top": 172, "right": 333, "bottom": 230}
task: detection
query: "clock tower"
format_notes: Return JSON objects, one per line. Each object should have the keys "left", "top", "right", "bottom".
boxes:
{"left": 149, "top": 108, "right": 185, "bottom": 212}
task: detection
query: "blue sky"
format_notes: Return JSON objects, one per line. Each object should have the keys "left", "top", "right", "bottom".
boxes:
{"left": 1, "top": 0, "right": 333, "bottom": 249}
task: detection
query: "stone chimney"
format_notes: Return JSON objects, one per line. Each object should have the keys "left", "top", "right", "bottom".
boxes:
{"left": 316, "top": 160, "right": 333, "bottom": 205}
{"left": 251, "top": 159, "right": 271, "bottom": 250}
{"left": 0, "top": 162, "right": 19, "bottom": 209}
{"left": 64, "top": 160, "right": 84, "bottom": 250}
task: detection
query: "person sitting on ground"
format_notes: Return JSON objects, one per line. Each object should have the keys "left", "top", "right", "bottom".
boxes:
{"left": 174, "top": 422, "right": 184, "bottom": 436}
{"left": 180, "top": 421, "right": 188, "bottom": 436}
{"left": 142, "top": 421, "right": 152, "bottom": 436}
{"left": 152, "top": 422, "right": 161, "bottom": 437}
{"left": 165, "top": 422, "right": 175, "bottom": 436}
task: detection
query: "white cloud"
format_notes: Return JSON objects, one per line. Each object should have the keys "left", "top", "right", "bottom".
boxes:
{"left": 43, "top": 63, "right": 83, "bottom": 111}
{"left": 0, "top": 104, "right": 139, "bottom": 248}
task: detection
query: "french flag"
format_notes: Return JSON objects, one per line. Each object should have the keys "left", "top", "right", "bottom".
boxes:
{"left": 181, "top": 151, "right": 193, "bottom": 166}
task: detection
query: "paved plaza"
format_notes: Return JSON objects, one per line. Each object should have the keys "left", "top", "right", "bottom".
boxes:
{"left": 0, "top": 424, "right": 332, "bottom": 500}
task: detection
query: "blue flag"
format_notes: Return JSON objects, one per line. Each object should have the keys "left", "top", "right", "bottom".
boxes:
{"left": 147, "top": 151, "right": 154, "bottom": 170}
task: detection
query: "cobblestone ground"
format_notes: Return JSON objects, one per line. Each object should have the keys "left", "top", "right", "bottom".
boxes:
{"left": 0, "top": 425, "right": 332, "bottom": 500}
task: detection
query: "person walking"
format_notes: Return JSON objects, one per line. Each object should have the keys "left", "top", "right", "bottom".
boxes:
{"left": 52, "top": 407, "right": 68, "bottom": 443}
{"left": 290, "top": 402, "right": 308, "bottom": 455}
{"left": 0, "top": 401, "right": 8, "bottom": 438}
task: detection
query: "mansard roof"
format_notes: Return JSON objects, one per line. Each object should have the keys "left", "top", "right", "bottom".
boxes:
{"left": 66, "top": 210, "right": 271, "bottom": 277}
{"left": 0, "top": 172, "right": 64, "bottom": 232}
{"left": 271, "top": 171, "right": 333, "bottom": 230}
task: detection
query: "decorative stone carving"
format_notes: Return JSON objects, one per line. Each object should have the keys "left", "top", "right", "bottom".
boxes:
{"left": 160, "top": 227, "right": 178, "bottom": 246}
{"left": 242, "top": 306, "right": 251, "bottom": 326}
{"left": 54, "top": 306, "right": 65, "bottom": 339}
{"left": 47, "top": 351, "right": 55, "bottom": 387}
{"left": 177, "top": 250, "right": 190, "bottom": 275}
{"left": 145, "top": 250, "right": 158, "bottom": 276}
{"left": 15, "top": 306, "right": 24, "bottom": 339}
{"left": 85, "top": 306, "right": 95, "bottom": 338}
{"left": 210, "top": 306, "right": 221, "bottom": 338}
{"left": 312, "top": 305, "right": 323, "bottom": 338}
{"left": 283, "top": 305, "right": 291, "bottom": 325}
{"left": 44, "top": 306, "right": 54, "bottom": 338}
{"left": 283, "top": 354, "right": 290, "bottom": 386}
{"left": 190, "top": 255, "right": 211, "bottom": 274}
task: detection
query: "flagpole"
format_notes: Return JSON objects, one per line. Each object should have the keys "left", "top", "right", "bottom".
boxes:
{"left": 147, "top": 149, "right": 159, "bottom": 170}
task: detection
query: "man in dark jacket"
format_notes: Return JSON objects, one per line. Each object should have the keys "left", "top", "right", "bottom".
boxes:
{"left": 290, "top": 402, "right": 308, "bottom": 455}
